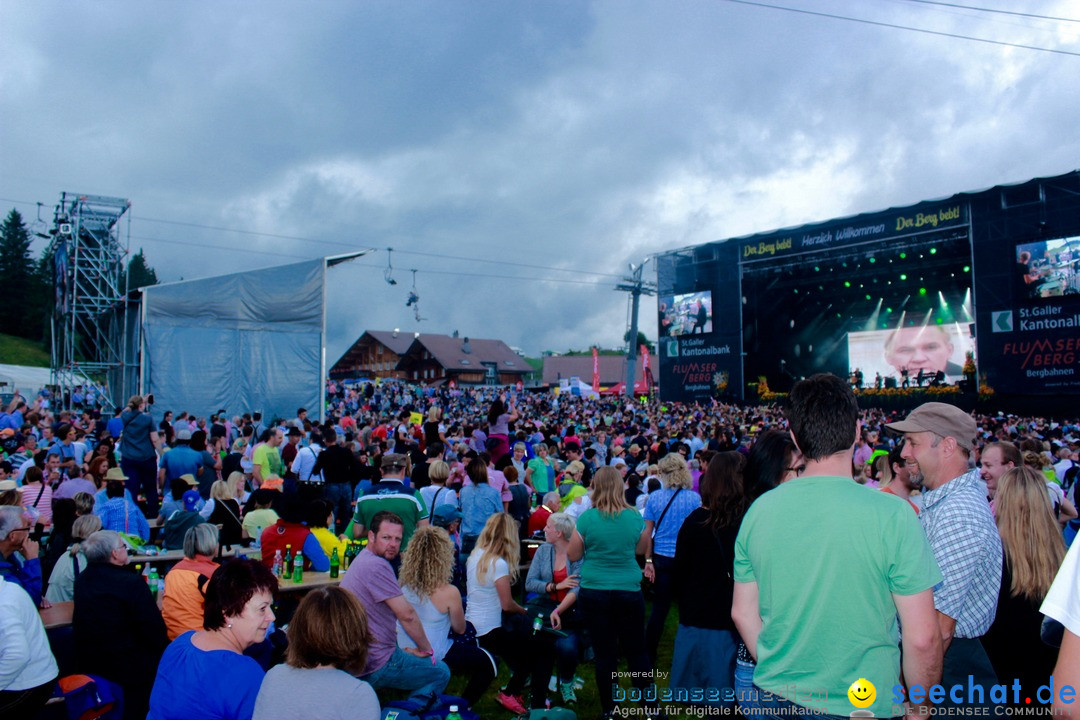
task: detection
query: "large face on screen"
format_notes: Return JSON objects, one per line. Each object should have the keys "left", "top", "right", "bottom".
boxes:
{"left": 884, "top": 326, "right": 954, "bottom": 374}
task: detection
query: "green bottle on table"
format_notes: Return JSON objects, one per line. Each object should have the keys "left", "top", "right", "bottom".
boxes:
{"left": 292, "top": 562, "right": 303, "bottom": 584}
{"left": 329, "top": 547, "right": 340, "bottom": 579}
{"left": 284, "top": 544, "right": 294, "bottom": 577}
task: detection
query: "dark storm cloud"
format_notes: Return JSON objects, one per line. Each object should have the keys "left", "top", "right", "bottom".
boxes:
{"left": 1, "top": 0, "right": 1077, "bottom": 359}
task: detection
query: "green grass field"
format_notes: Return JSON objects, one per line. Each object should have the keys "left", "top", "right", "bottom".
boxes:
{"left": 0, "top": 333, "right": 50, "bottom": 367}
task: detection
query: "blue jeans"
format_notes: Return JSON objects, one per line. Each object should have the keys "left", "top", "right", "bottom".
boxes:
{"left": 364, "top": 646, "right": 450, "bottom": 703}
{"left": 670, "top": 625, "right": 737, "bottom": 708}
{"left": 554, "top": 629, "right": 580, "bottom": 682}
{"left": 644, "top": 553, "right": 675, "bottom": 665}
{"left": 121, "top": 456, "right": 160, "bottom": 518}
{"left": 324, "top": 483, "right": 352, "bottom": 535}
{"left": 735, "top": 656, "right": 756, "bottom": 702}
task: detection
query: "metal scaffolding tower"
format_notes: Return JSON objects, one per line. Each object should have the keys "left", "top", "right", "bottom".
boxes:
{"left": 48, "top": 192, "right": 132, "bottom": 409}
{"left": 616, "top": 258, "right": 657, "bottom": 397}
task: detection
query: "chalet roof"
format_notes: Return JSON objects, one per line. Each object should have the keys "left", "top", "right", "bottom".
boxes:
{"left": 363, "top": 330, "right": 418, "bottom": 356}
{"left": 398, "top": 335, "right": 528, "bottom": 374}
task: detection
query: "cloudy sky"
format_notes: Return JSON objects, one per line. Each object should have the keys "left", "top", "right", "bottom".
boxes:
{"left": 2, "top": 0, "right": 1077, "bottom": 362}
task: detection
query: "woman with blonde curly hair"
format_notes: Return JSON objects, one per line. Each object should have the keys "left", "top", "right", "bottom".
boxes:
{"left": 982, "top": 465, "right": 1067, "bottom": 706}
{"left": 642, "top": 451, "right": 702, "bottom": 665}
{"left": 465, "top": 513, "right": 554, "bottom": 715}
{"left": 398, "top": 526, "right": 495, "bottom": 705}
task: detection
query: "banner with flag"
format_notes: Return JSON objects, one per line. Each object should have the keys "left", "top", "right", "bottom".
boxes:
{"left": 640, "top": 344, "right": 650, "bottom": 391}
{"left": 592, "top": 346, "right": 600, "bottom": 391}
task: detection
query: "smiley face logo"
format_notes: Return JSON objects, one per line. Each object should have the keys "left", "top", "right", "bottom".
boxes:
{"left": 847, "top": 678, "right": 876, "bottom": 709}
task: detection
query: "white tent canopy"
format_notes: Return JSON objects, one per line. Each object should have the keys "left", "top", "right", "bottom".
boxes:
{"left": 0, "top": 364, "right": 53, "bottom": 396}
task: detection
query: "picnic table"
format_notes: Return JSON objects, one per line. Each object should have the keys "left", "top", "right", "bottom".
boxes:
{"left": 39, "top": 601, "right": 74, "bottom": 630}
{"left": 274, "top": 571, "right": 341, "bottom": 593}
{"left": 126, "top": 545, "right": 258, "bottom": 567}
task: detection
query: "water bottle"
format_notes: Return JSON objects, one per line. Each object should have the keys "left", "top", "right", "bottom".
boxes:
{"left": 532, "top": 612, "right": 543, "bottom": 635}
{"left": 446, "top": 706, "right": 462, "bottom": 720}
{"left": 148, "top": 568, "right": 159, "bottom": 596}
{"left": 271, "top": 550, "right": 283, "bottom": 578}
{"left": 292, "top": 562, "right": 303, "bottom": 584}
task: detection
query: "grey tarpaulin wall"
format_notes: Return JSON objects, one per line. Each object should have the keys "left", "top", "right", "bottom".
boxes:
{"left": 140, "top": 253, "right": 364, "bottom": 423}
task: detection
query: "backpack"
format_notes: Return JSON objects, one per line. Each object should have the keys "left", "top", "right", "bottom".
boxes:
{"left": 54, "top": 674, "right": 122, "bottom": 720}
{"left": 1062, "top": 462, "right": 1078, "bottom": 499}
{"left": 382, "top": 694, "right": 479, "bottom": 720}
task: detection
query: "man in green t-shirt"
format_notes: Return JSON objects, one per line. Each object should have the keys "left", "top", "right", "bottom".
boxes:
{"left": 732, "top": 373, "right": 944, "bottom": 719}
{"left": 350, "top": 453, "right": 428, "bottom": 551}
{"left": 251, "top": 428, "right": 284, "bottom": 487}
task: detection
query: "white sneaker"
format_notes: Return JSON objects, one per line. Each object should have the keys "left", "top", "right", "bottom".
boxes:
{"left": 573, "top": 675, "right": 585, "bottom": 690}
{"left": 548, "top": 675, "right": 558, "bottom": 693}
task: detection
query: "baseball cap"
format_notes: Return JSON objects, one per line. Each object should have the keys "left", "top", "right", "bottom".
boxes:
{"left": 182, "top": 490, "right": 202, "bottom": 511}
{"left": 432, "top": 505, "right": 463, "bottom": 528}
{"left": 381, "top": 453, "right": 408, "bottom": 469}
{"left": 176, "top": 429, "right": 192, "bottom": 441}
{"left": 178, "top": 473, "right": 198, "bottom": 487}
{"left": 885, "top": 402, "right": 977, "bottom": 451}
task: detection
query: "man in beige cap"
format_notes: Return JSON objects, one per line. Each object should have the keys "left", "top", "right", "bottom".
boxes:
{"left": 887, "top": 402, "right": 1001, "bottom": 706}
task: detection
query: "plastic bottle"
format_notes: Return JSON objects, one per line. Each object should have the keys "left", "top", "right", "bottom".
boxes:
{"left": 271, "top": 550, "right": 283, "bottom": 578}
{"left": 292, "top": 562, "right": 303, "bottom": 584}
{"left": 135, "top": 563, "right": 144, "bottom": 582}
{"left": 148, "top": 568, "right": 159, "bottom": 596}
{"left": 532, "top": 612, "right": 544, "bottom": 635}
{"left": 329, "top": 547, "right": 340, "bottom": 579}
{"left": 446, "top": 706, "right": 462, "bottom": 720}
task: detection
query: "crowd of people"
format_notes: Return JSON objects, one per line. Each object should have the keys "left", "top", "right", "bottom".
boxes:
{"left": 0, "top": 379, "right": 1078, "bottom": 720}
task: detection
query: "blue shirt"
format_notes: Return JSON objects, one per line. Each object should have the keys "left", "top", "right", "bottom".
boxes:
{"left": 159, "top": 446, "right": 203, "bottom": 482}
{"left": 118, "top": 409, "right": 157, "bottom": 462}
{"left": 106, "top": 416, "right": 124, "bottom": 438}
{"left": 95, "top": 497, "right": 151, "bottom": 541}
{"left": 643, "top": 487, "right": 702, "bottom": 558}
{"left": 148, "top": 631, "right": 265, "bottom": 720}
{"left": 94, "top": 486, "right": 135, "bottom": 512}
{"left": 460, "top": 483, "right": 503, "bottom": 537}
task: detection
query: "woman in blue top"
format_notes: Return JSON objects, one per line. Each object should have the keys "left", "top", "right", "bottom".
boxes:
{"left": 641, "top": 452, "right": 701, "bottom": 666}
{"left": 148, "top": 558, "right": 277, "bottom": 720}
{"left": 568, "top": 467, "right": 651, "bottom": 719}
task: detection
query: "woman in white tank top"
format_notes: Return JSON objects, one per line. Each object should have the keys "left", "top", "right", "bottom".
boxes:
{"left": 397, "top": 526, "right": 496, "bottom": 707}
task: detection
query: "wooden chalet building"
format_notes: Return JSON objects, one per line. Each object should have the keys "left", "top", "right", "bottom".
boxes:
{"left": 330, "top": 331, "right": 528, "bottom": 387}
{"left": 395, "top": 335, "right": 528, "bottom": 386}
{"left": 329, "top": 330, "right": 416, "bottom": 381}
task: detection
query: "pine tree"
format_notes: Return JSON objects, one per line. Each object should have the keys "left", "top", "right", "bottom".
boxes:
{"left": 0, "top": 209, "right": 34, "bottom": 337}
{"left": 24, "top": 251, "right": 54, "bottom": 344}
{"left": 122, "top": 248, "right": 158, "bottom": 290}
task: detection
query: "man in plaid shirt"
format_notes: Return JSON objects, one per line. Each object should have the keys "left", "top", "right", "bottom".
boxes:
{"left": 889, "top": 403, "right": 1002, "bottom": 706}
